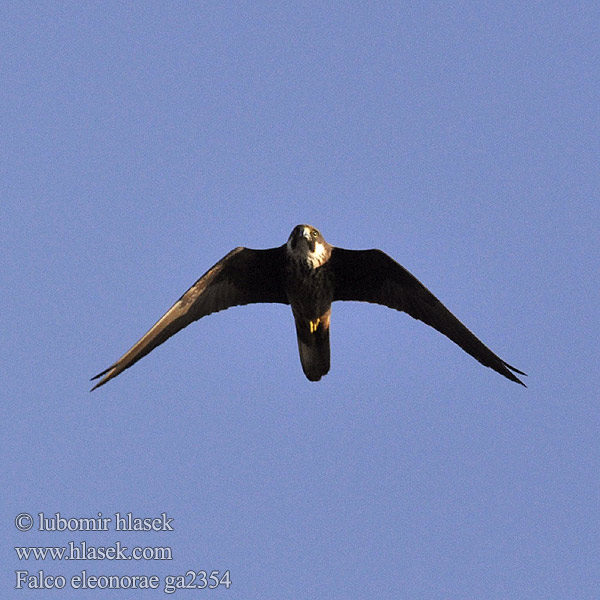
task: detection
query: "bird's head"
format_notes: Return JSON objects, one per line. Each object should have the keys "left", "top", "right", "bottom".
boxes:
{"left": 286, "top": 224, "right": 331, "bottom": 268}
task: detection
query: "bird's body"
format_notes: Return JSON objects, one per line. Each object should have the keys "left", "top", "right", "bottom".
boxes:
{"left": 91, "top": 224, "right": 526, "bottom": 389}
{"left": 284, "top": 228, "right": 335, "bottom": 380}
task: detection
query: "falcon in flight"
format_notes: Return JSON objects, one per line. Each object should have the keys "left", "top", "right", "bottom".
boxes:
{"left": 91, "top": 224, "right": 526, "bottom": 389}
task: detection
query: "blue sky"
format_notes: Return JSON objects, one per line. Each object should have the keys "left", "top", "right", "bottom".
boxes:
{"left": 2, "top": 2, "right": 598, "bottom": 598}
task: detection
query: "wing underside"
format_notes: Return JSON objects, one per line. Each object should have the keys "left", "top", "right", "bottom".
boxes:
{"left": 330, "top": 247, "right": 526, "bottom": 385}
{"left": 91, "top": 245, "right": 288, "bottom": 390}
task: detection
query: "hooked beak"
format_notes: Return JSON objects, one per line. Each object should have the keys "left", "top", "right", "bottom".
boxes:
{"left": 289, "top": 226, "right": 315, "bottom": 252}
{"left": 299, "top": 227, "right": 315, "bottom": 252}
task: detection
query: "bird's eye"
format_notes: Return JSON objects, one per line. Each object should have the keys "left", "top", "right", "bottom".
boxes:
{"left": 311, "top": 230, "right": 319, "bottom": 238}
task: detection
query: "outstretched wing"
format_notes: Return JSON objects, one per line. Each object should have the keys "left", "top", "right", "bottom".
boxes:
{"left": 330, "top": 248, "right": 526, "bottom": 385}
{"left": 91, "top": 246, "right": 288, "bottom": 390}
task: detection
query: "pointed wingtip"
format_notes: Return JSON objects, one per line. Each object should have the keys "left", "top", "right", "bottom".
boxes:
{"left": 89, "top": 368, "right": 113, "bottom": 391}
{"left": 89, "top": 376, "right": 106, "bottom": 392}
{"left": 89, "top": 373, "right": 102, "bottom": 392}
{"left": 89, "top": 358, "right": 122, "bottom": 391}
{"left": 506, "top": 364, "right": 527, "bottom": 387}
{"left": 508, "top": 365, "right": 528, "bottom": 377}
{"left": 502, "top": 361, "right": 527, "bottom": 388}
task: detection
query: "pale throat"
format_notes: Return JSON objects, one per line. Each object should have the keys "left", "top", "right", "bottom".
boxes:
{"left": 305, "top": 241, "right": 328, "bottom": 268}
{"left": 286, "top": 239, "right": 328, "bottom": 269}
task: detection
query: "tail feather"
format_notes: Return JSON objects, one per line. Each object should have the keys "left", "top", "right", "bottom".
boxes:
{"left": 295, "top": 314, "right": 331, "bottom": 381}
{"left": 297, "top": 336, "right": 330, "bottom": 381}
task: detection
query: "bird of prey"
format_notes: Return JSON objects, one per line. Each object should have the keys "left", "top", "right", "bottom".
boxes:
{"left": 91, "top": 224, "right": 526, "bottom": 389}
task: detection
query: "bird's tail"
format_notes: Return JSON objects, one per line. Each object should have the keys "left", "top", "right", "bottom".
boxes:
{"left": 294, "top": 312, "right": 331, "bottom": 382}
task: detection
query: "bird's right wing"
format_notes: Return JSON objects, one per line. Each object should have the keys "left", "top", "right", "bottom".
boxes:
{"left": 91, "top": 246, "right": 288, "bottom": 390}
{"left": 330, "top": 247, "right": 526, "bottom": 385}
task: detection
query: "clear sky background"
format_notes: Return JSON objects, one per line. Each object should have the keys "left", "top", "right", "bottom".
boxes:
{"left": 2, "top": 3, "right": 598, "bottom": 599}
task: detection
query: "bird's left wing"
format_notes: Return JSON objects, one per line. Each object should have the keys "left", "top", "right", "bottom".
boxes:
{"left": 91, "top": 246, "right": 288, "bottom": 390}
{"left": 330, "top": 247, "right": 526, "bottom": 385}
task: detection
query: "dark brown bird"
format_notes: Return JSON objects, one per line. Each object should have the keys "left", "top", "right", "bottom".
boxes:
{"left": 91, "top": 224, "right": 526, "bottom": 389}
